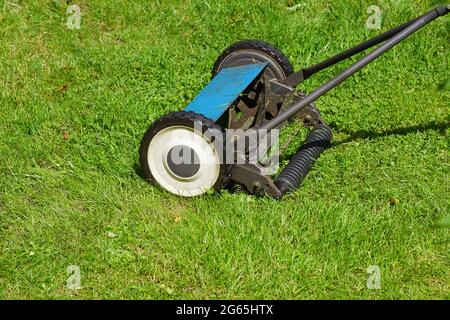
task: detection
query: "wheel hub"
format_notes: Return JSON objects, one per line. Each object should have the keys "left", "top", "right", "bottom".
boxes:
{"left": 166, "top": 145, "right": 201, "bottom": 179}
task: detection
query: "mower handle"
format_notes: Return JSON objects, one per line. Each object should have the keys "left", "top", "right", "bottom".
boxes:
{"left": 284, "top": 4, "right": 450, "bottom": 87}
{"left": 261, "top": 5, "right": 449, "bottom": 131}
{"left": 436, "top": 4, "right": 450, "bottom": 15}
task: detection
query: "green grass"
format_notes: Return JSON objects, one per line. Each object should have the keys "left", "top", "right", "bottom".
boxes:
{"left": 0, "top": 0, "right": 449, "bottom": 299}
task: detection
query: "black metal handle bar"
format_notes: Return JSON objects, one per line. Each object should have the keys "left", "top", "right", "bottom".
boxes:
{"left": 260, "top": 5, "right": 449, "bottom": 131}
{"left": 282, "top": 8, "right": 439, "bottom": 87}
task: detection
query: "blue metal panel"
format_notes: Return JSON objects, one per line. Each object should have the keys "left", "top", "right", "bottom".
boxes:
{"left": 184, "top": 63, "right": 267, "bottom": 121}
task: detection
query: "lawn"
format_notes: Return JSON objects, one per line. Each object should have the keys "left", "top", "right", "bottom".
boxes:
{"left": 0, "top": 0, "right": 449, "bottom": 299}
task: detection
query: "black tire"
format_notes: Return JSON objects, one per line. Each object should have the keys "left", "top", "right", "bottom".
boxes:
{"left": 139, "top": 111, "right": 229, "bottom": 196}
{"left": 211, "top": 39, "right": 294, "bottom": 80}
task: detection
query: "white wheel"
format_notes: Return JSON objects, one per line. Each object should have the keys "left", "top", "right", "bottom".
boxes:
{"left": 139, "top": 111, "right": 227, "bottom": 197}
{"left": 147, "top": 126, "right": 220, "bottom": 196}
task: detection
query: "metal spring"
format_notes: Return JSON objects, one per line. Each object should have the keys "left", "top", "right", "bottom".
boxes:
{"left": 275, "top": 124, "right": 333, "bottom": 195}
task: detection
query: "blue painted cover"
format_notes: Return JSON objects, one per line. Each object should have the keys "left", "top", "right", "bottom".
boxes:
{"left": 184, "top": 63, "right": 267, "bottom": 121}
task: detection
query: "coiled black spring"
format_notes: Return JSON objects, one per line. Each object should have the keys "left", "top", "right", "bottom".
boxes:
{"left": 275, "top": 124, "right": 333, "bottom": 195}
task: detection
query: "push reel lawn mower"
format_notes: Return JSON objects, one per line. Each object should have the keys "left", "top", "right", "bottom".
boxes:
{"left": 139, "top": 5, "right": 449, "bottom": 199}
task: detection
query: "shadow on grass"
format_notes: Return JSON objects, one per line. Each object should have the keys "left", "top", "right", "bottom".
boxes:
{"left": 133, "top": 120, "right": 448, "bottom": 186}
{"left": 134, "top": 162, "right": 147, "bottom": 180}
{"left": 330, "top": 120, "right": 449, "bottom": 147}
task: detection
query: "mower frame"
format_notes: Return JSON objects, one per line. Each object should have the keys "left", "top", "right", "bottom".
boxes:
{"left": 139, "top": 5, "right": 449, "bottom": 199}
{"left": 229, "top": 5, "right": 449, "bottom": 199}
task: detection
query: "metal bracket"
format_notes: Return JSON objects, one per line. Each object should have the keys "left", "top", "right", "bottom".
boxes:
{"left": 289, "top": 94, "right": 324, "bottom": 127}
{"left": 230, "top": 163, "right": 282, "bottom": 199}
